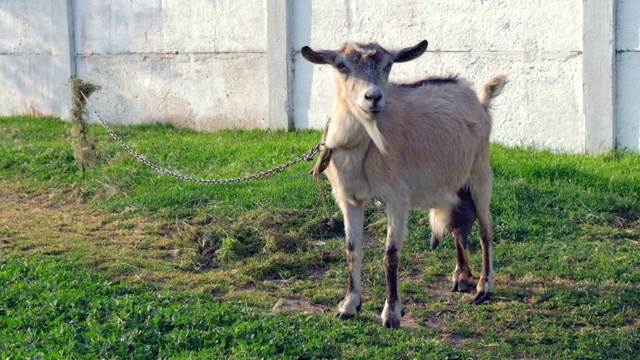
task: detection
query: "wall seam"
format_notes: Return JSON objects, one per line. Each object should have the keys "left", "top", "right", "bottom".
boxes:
{"left": 583, "top": 0, "right": 617, "bottom": 153}
{"left": 266, "top": 0, "right": 293, "bottom": 130}
{"left": 66, "top": 0, "right": 77, "bottom": 76}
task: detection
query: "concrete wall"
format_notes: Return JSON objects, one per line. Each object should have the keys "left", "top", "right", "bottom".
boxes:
{"left": 616, "top": 0, "right": 640, "bottom": 150}
{"left": 1, "top": 0, "right": 639, "bottom": 152}
{"left": 0, "top": 0, "right": 73, "bottom": 117}
{"left": 74, "top": 0, "right": 268, "bottom": 131}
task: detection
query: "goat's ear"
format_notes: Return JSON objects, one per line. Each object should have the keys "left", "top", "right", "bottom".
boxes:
{"left": 393, "top": 40, "right": 429, "bottom": 63}
{"left": 301, "top": 46, "right": 338, "bottom": 65}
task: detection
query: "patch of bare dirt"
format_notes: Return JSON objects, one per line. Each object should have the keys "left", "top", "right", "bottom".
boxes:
{"left": 0, "top": 183, "right": 192, "bottom": 274}
{"left": 613, "top": 209, "right": 639, "bottom": 229}
{"left": 271, "top": 294, "right": 332, "bottom": 315}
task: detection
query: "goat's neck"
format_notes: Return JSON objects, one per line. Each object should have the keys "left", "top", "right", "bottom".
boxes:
{"left": 326, "top": 99, "right": 387, "bottom": 154}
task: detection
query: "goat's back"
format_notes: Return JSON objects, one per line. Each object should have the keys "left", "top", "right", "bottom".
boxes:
{"left": 389, "top": 77, "right": 491, "bottom": 138}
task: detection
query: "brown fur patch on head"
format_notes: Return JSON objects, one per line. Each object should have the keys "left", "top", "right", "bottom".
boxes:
{"left": 339, "top": 42, "right": 389, "bottom": 66}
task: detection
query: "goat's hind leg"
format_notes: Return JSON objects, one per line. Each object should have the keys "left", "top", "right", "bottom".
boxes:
{"left": 428, "top": 190, "right": 476, "bottom": 293}
{"left": 450, "top": 187, "right": 476, "bottom": 293}
{"left": 337, "top": 200, "right": 365, "bottom": 320}
{"left": 469, "top": 172, "right": 495, "bottom": 305}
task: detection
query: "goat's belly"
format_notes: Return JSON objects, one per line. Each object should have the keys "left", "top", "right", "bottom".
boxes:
{"left": 409, "top": 182, "right": 461, "bottom": 211}
{"left": 403, "top": 169, "right": 470, "bottom": 209}
{"left": 410, "top": 188, "right": 460, "bottom": 211}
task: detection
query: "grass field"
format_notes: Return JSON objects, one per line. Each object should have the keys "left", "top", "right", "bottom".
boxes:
{"left": 1, "top": 115, "right": 639, "bottom": 359}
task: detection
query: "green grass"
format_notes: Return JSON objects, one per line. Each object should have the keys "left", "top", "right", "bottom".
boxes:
{"left": 1, "top": 258, "right": 466, "bottom": 359}
{"left": 1, "top": 115, "right": 639, "bottom": 359}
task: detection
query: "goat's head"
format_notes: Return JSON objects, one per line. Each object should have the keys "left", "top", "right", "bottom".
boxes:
{"left": 302, "top": 40, "right": 428, "bottom": 153}
{"left": 301, "top": 40, "right": 429, "bottom": 118}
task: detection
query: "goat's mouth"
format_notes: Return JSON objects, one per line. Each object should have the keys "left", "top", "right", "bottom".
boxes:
{"left": 361, "top": 107, "right": 384, "bottom": 118}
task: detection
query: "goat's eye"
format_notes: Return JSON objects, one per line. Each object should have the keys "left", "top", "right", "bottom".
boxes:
{"left": 336, "top": 63, "right": 350, "bottom": 74}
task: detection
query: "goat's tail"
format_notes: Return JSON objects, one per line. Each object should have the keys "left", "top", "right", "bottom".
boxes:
{"left": 480, "top": 72, "right": 508, "bottom": 111}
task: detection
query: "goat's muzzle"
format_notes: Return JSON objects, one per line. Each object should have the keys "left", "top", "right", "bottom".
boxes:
{"left": 359, "top": 87, "right": 385, "bottom": 116}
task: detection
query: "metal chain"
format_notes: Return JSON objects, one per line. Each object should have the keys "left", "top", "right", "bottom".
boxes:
{"left": 80, "top": 92, "right": 322, "bottom": 184}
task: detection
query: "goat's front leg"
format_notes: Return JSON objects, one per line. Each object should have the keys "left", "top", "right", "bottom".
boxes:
{"left": 337, "top": 200, "right": 365, "bottom": 320}
{"left": 381, "top": 202, "right": 409, "bottom": 329}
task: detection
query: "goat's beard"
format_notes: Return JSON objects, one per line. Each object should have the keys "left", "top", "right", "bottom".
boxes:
{"left": 361, "top": 118, "right": 388, "bottom": 155}
{"left": 331, "top": 97, "right": 388, "bottom": 155}
{"left": 348, "top": 100, "right": 389, "bottom": 155}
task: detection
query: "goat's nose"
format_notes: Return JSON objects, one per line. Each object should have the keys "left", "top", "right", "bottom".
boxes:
{"left": 364, "top": 88, "right": 383, "bottom": 106}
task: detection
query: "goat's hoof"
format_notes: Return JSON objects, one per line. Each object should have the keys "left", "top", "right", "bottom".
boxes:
{"left": 430, "top": 234, "right": 441, "bottom": 250}
{"left": 383, "top": 317, "right": 401, "bottom": 329}
{"left": 337, "top": 300, "right": 361, "bottom": 321}
{"left": 337, "top": 311, "right": 357, "bottom": 320}
{"left": 381, "top": 303, "right": 404, "bottom": 329}
{"left": 451, "top": 279, "right": 469, "bottom": 293}
{"left": 470, "top": 291, "right": 492, "bottom": 305}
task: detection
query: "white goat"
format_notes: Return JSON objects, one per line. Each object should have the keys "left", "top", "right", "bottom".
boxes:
{"left": 302, "top": 40, "right": 507, "bottom": 329}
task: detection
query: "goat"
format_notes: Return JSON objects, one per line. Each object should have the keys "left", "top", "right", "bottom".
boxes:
{"left": 302, "top": 40, "right": 507, "bottom": 329}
